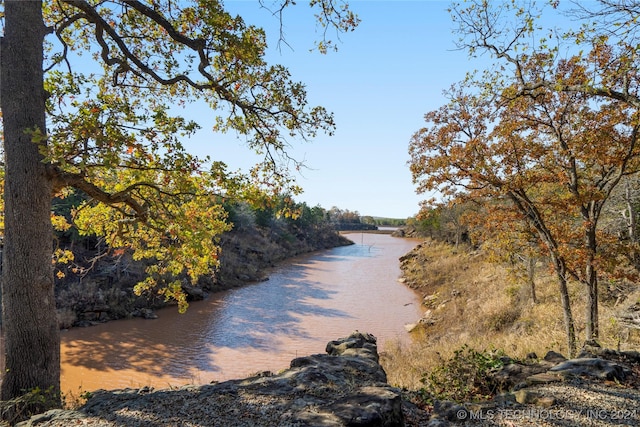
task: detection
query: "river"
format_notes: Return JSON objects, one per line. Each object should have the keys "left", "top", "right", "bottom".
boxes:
{"left": 60, "top": 232, "right": 422, "bottom": 394}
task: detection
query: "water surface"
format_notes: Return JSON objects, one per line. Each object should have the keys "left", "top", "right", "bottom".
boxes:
{"left": 60, "top": 233, "right": 422, "bottom": 392}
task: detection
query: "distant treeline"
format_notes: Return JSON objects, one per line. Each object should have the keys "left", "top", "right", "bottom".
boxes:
{"left": 322, "top": 207, "right": 409, "bottom": 231}
{"left": 372, "top": 217, "right": 407, "bottom": 227}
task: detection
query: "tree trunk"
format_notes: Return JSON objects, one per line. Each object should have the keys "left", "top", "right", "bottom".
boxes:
{"left": 550, "top": 253, "right": 577, "bottom": 357}
{"left": 625, "top": 179, "right": 638, "bottom": 243}
{"left": 0, "top": 0, "right": 60, "bottom": 406}
{"left": 508, "top": 192, "right": 576, "bottom": 356}
{"left": 526, "top": 255, "right": 537, "bottom": 304}
{"left": 584, "top": 227, "right": 599, "bottom": 342}
{"left": 585, "top": 263, "right": 599, "bottom": 341}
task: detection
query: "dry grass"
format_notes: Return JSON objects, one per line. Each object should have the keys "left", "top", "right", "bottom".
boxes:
{"left": 381, "top": 239, "right": 640, "bottom": 390}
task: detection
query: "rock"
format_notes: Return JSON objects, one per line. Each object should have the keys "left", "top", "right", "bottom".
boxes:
{"left": 492, "top": 392, "right": 516, "bottom": 406}
{"left": 426, "top": 420, "right": 450, "bottom": 427}
{"left": 181, "top": 283, "right": 206, "bottom": 300}
{"left": 423, "top": 294, "right": 439, "bottom": 306}
{"left": 391, "top": 228, "right": 405, "bottom": 237}
{"left": 133, "top": 308, "right": 158, "bottom": 319}
{"left": 499, "top": 356, "right": 513, "bottom": 365}
{"left": 17, "top": 409, "right": 85, "bottom": 425}
{"left": 491, "top": 362, "right": 549, "bottom": 390}
{"left": 499, "top": 389, "right": 556, "bottom": 407}
{"left": 525, "top": 372, "right": 562, "bottom": 385}
{"left": 419, "top": 317, "right": 436, "bottom": 326}
{"left": 537, "top": 396, "right": 556, "bottom": 408}
{"left": 543, "top": 350, "right": 567, "bottom": 364}
{"left": 583, "top": 339, "right": 601, "bottom": 348}
{"left": 404, "top": 323, "right": 418, "bottom": 333}
{"left": 294, "top": 386, "right": 403, "bottom": 427}
{"left": 431, "top": 400, "right": 468, "bottom": 422}
{"left": 550, "top": 357, "right": 631, "bottom": 381}
{"left": 404, "top": 310, "right": 438, "bottom": 332}
{"left": 514, "top": 389, "right": 540, "bottom": 404}
{"left": 325, "top": 331, "right": 380, "bottom": 362}
{"left": 579, "top": 346, "right": 640, "bottom": 365}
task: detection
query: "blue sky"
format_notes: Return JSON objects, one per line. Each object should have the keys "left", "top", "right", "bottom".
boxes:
{"left": 185, "top": 1, "right": 484, "bottom": 218}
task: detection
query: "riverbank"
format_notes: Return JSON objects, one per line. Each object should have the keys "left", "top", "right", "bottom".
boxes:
{"left": 12, "top": 332, "right": 405, "bottom": 427}
{"left": 378, "top": 237, "right": 640, "bottom": 424}
{"left": 12, "top": 333, "right": 640, "bottom": 426}
{"left": 54, "top": 222, "right": 353, "bottom": 329}
{"left": 382, "top": 238, "right": 640, "bottom": 387}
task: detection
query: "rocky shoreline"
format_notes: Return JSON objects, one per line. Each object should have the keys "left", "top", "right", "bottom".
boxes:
{"left": 12, "top": 332, "right": 640, "bottom": 427}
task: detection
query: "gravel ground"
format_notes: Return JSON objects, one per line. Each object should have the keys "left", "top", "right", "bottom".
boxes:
{"left": 18, "top": 385, "right": 325, "bottom": 426}
{"left": 460, "top": 380, "right": 640, "bottom": 427}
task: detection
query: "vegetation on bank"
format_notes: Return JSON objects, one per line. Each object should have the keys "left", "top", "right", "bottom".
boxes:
{"left": 381, "top": 237, "right": 640, "bottom": 403}
{"left": 52, "top": 199, "right": 353, "bottom": 329}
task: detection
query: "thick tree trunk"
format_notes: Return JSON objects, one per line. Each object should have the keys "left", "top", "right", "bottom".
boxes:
{"left": 0, "top": 0, "right": 60, "bottom": 405}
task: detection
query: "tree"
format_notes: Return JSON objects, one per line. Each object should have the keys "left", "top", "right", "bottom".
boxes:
{"left": 361, "top": 215, "right": 375, "bottom": 226}
{"left": 409, "top": 33, "right": 640, "bottom": 355}
{"left": 445, "top": 0, "right": 640, "bottom": 351}
{"left": 1, "top": 1, "right": 59, "bottom": 406}
{"left": 0, "top": 0, "right": 358, "bottom": 407}
{"left": 410, "top": 1, "right": 639, "bottom": 353}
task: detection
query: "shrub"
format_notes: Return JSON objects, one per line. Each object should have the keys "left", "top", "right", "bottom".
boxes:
{"left": 62, "top": 387, "right": 92, "bottom": 410}
{"left": 0, "top": 387, "right": 60, "bottom": 424}
{"left": 484, "top": 307, "right": 520, "bottom": 332}
{"left": 419, "top": 345, "right": 506, "bottom": 403}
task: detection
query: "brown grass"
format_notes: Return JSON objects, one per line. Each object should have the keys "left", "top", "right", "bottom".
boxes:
{"left": 381, "top": 239, "right": 640, "bottom": 390}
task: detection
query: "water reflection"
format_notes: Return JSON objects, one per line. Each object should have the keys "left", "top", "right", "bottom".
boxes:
{"left": 60, "top": 233, "right": 421, "bottom": 391}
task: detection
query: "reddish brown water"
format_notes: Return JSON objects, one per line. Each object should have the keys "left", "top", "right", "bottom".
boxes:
{"left": 59, "top": 233, "right": 422, "bottom": 393}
